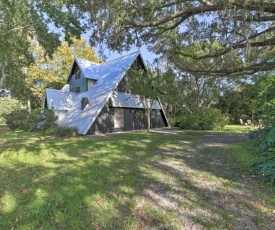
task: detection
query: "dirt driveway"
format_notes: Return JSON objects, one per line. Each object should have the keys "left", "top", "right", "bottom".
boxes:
{"left": 143, "top": 129, "right": 274, "bottom": 229}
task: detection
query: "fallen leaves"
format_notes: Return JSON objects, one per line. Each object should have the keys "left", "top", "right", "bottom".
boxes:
{"left": 134, "top": 208, "right": 145, "bottom": 215}
{"left": 22, "top": 189, "right": 29, "bottom": 195}
{"left": 96, "top": 198, "right": 104, "bottom": 206}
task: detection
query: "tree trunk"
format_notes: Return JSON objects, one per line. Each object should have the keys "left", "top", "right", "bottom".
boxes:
{"left": 147, "top": 109, "right": 151, "bottom": 132}
{"left": 27, "top": 99, "right": 31, "bottom": 112}
{"left": 252, "top": 112, "right": 256, "bottom": 123}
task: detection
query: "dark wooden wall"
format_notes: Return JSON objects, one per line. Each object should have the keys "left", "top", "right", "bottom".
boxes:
{"left": 87, "top": 105, "right": 167, "bottom": 135}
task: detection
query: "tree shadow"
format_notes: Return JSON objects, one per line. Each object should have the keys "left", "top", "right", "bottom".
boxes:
{"left": 0, "top": 131, "right": 273, "bottom": 229}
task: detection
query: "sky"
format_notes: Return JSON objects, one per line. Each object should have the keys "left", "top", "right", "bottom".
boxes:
{"left": 81, "top": 32, "right": 157, "bottom": 64}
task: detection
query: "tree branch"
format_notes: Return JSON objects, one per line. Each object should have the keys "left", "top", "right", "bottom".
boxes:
{"left": 181, "top": 63, "right": 275, "bottom": 76}
{"left": 130, "top": 5, "right": 219, "bottom": 27}
{"left": 190, "top": 27, "right": 275, "bottom": 60}
{"left": 130, "top": 1, "right": 275, "bottom": 28}
{"left": 0, "top": 24, "right": 35, "bottom": 37}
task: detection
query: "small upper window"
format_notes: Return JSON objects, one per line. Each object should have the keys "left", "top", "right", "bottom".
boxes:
{"left": 76, "top": 87, "right": 80, "bottom": 93}
{"left": 75, "top": 70, "right": 81, "bottom": 79}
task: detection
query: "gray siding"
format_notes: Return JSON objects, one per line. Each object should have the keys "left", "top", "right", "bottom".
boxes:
{"left": 87, "top": 104, "right": 114, "bottom": 135}
{"left": 150, "top": 110, "right": 166, "bottom": 128}
{"left": 69, "top": 65, "right": 88, "bottom": 93}
{"left": 87, "top": 105, "right": 167, "bottom": 135}
{"left": 116, "top": 56, "right": 145, "bottom": 92}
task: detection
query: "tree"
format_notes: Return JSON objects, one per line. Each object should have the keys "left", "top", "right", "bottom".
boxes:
{"left": 128, "top": 66, "right": 166, "bottom": 132}
{"left": 0, "top": 96, "right": 22, "bottom": 124}
{"left": 13, "top": 37, "right": 102, "bottom": 110}
{"left": 0, "top": 0, "right": 85, "bottom": 89}
{"left": 158, "top": 67, "right": 180, "bottom": 121}
{"left": 70, "top": 0, "right": 275, "bottom": 76}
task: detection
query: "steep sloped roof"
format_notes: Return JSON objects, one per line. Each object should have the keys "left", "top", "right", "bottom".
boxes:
{"left": 111, "top": 92, "right": 161, "bottom": 110}
{"left": 74, "top": 57, "right": 101, "bottom": 80}
{"left": 57, "top": 51, "right": 140, "bottom": 134}
{"left": 45, "top": 89, "right": 78, "bottom": 110}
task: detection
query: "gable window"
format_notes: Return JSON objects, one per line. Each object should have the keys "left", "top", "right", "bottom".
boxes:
{"left": 76, "top": 87, "right": 80, "bottom": 93}
{"left": 114, "top": 108, "right": 124, "bottom": 128}
{"left": 75, "top": 70, "right": 81, "bottom": 79}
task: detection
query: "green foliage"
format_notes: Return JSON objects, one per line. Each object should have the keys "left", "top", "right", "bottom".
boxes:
{"left": 4, "top": 108, "right": 57, "bottom": 133}
{"left": 4, "top": 108, "right": 80, "bottom": 137}
{"left": 52, "top": 126, "right": 79, "bottom": 138}
{"left": 252, "top": 148, "right": 275, "bottom": 186}
{"left": 0, "top": 96, "right": 22, "bottom": 124}
{"left": 27, "top": 109, "right": 58, "bottom": 132}
{"left": 178, "top": 108, "right": 228, "bottom": 130}
{"left": 72, "top": 0, "right": 275, "bottom": 76}
{"left": 249, "top": 124, "right": 275, "bottom": 186}
{"left": 7, "top": 37, "right": 102, "bottom": 110}
{"left": 0, "top": 0, "right": 84, "bottom": 94}
{"left": 128, "top": 65, "right": 168, "bottom": 131}
{"left": 4, "top": 109, "right": 30, "bottom": 130}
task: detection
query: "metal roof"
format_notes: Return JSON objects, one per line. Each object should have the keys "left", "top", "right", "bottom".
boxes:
{"left": 56, "top": 51, "right": 141, "bottom": 134}
{"left": 61, "top": 84, "right": 70, "bottom": 92}
{"left": 75, "top": 57, "right": 101, "bottom": 80}
{"left": 111, "top": 92, "right": 161, "bottom": 110}
{"left": 45, "top": 89, "right": 77, "bottom": 110}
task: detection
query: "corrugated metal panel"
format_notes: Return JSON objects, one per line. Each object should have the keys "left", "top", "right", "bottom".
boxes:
{"left": 57, "top": 51, "right": 140, "bottom": 134}
{"left": 111, "top": 92, "right": 161, "bottom": 110}
{"left": 75, "top": 57, "right": 101, "bottom": 80}
{"left": 45, "top": 89, "right": 78, "bottom": 110}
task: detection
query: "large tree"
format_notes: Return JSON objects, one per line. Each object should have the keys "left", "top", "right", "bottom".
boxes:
{"left": 0, "top": 0, "right": 85, "bottom": 87}
{"left": 70, "top": 0, "right": 275, "bottom": 76}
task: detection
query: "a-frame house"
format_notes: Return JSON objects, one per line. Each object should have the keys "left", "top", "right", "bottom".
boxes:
{"left": 44, "top": 51, "right": 169, "bottom": 135}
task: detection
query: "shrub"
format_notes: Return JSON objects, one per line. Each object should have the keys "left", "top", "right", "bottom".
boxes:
{"left": 52, "top": 126, "right": 79, "bottom": 137}
{"left": 4, "top": 108, "right": 80, "bottom": 137}
{"left": 4, "top": 108, "right": 57, "bottom": 133}
{"left": 27, "top": 108, "right": 57, "bottom": 132}
{"left": 4, "top": 109, "right": 30, "bottom": 130}
{"left": 178, "top": 108, "right": 229, "bottom": 130}
{"left": 250, "top": 125, "right": 275, "bottom": 186}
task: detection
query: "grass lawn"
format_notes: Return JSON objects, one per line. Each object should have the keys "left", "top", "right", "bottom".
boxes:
{"left": 0, "top": 125, "right": 274, "bottom": 229}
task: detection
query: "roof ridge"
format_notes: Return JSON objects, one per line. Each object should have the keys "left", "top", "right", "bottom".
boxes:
{"left": 74, "top": 56, "right": 100, "bottom": 65}
{"left": 104, "top": 50, "right": 140, "bottom": 64}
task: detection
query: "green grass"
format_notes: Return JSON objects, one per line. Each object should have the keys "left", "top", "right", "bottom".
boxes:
{"left": 222, "top": 124, "right": 257, "bottom": 133}
{"left": 0, "top": 125, "right": 274, "bottom": 229}
{"left": 169, "top": 124, "right": 255, "bottom": 134}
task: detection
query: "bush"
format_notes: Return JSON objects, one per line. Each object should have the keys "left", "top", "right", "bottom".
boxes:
{"left": 178, "top": 108, "right": 229, "bottom": 130}
{"left": 4, "top": 108, "right": 80, "bottom": 137}
{"left": 52, "top": 126, "right": 79, "bottom": 137}
{"left": 27, "top": 109, "right": 57, "bottom": 132}
{"left": 249, "top": 125, "right": 275, "bottom": 186}
{"left": 4, "top": 108, "right": 57, "bottom": 133}
{"left": 4, "top": 109, "right": 30, "bottom": 130}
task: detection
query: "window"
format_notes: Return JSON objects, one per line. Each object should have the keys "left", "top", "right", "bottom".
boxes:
{"left": 76, "top": 87, "right": 80, "bottom": 93}
{"left": 114, "top": 108, "right": 124, "bottom": 128}
{"left": 75, "top": 70, "right": 81, "bottom": 79}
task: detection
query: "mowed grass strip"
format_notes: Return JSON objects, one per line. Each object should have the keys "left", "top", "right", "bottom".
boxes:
{"left": 0, "top": 126, "right": 274, "bottom": 229}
